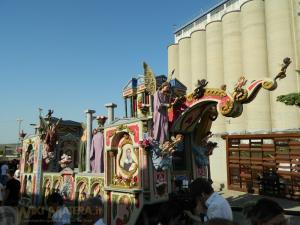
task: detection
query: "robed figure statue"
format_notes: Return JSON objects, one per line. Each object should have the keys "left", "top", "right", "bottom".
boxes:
{"left": 153, "top": 82, "right": 171, "bottom": 144}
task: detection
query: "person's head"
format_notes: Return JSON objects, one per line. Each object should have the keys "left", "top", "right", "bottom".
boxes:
{"left": 189, "top": 178, "right": 214, "bottom": 203}
{"left": 6, "top": 169, "right": 15, "bottom": 179}
{"left": 158, "top": 201, "right": 184, "bottom": 225}
{"left": 93, "top": 129, "right": 97, "bottom": 135}
{"left": 81, "top": 197, "right": 104, "bottom": 225}
{"left": 126, "top": 148, "right": 132, "bottom": 160}
{"left": 159, "top": 82, "right": 170, "bottom": 93}
{"left": 47, "top": 192, "right": 64, "bottom": 211}
{"left": 204, "top": 218, "right": 240, "bottom": 225}
{"left": 244, "top": 198, "right": 286, "bottom": 225}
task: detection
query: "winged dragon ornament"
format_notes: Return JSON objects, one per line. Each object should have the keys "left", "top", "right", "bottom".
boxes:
{"left": 170, "top": 57, "right": 293, "bottom": 130}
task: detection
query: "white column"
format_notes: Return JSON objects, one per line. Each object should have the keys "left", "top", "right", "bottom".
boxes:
{"left": 105, "top": 103, "right": 117, "bottom": 124}
{"left": 85, "top": 109, "right": 95, "bottom": 173}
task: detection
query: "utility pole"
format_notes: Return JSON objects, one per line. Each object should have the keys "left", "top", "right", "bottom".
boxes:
{"left": 16, "top": 118, "right": 23, "bottom": 144}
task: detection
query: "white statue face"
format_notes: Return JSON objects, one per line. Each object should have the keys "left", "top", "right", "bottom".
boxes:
{"left": 126, "top": 149, "right": 132, "bottom": 160}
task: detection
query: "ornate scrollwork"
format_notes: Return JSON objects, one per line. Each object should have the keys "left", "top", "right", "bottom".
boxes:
{"left": 186, "top": 93, "right": 194, "bottom": 103}
{"left": 120, "top": 134, "right": 133, "bottom": 147}
{"left": 232, "top": 88, "right": 248, "bottom": 102}
{"left": 219, "top": 98, "right": 234, "bottom": 116}
{"left": 117, "top": 124, "right": 127, "bottom": 132}
{"left": 90, "top": 177, "right": 104, "bottom": 187}
{"left": 116, "top": 125, "right": 135, "bottom": 136}
{"left": 204, "top": 88, "right": 227, "bottom": 97}
{"left": 112, "top": 174, "right": 138, "bottom": 188}
{"left": 262, "top": 80, "right": 276, "bottom": 90}
{"left": 76, "top": 176, "right": 89, "bottom": 186}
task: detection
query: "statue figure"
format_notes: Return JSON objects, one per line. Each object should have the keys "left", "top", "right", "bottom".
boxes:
{"left": 193, "top": 132, "right": 218, "bottom": 166}
{"left": 44, "top": 123, "right": 59, "bottom": 153}
{"left": 153, "top": 82, "right": 171, "bottom": 144}
{"left": 233, "top": 76, "right": 247, "bottom": 100}
{"left": 39, "top": 113, "right": 61, "bottom": 171}
{"left": 26, "top": 143, "right": 34, "bottom": 173}
{"left": 79, "top": 124, "right": 87, "bottom": 172}
{"left": 46, "top": 109, "right": 54, "bottom": 120}
{"left": 193, "top": 79, "right": 208, "bottom": 99}
{"left": 90, "top": 116, "right": 107, "bottom": 173}
{"left": 275, "top": 57, "right": 292, "bottom": 80}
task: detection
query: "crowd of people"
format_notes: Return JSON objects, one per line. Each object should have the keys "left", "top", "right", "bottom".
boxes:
{"left": 0, "top": 162, "right": 21, "bottom": 207}
{"left": 148, "top": 178, "right": 288, "bottom": 225}
{"left": 0, "top": 163, "right": 289, "bottom": 225}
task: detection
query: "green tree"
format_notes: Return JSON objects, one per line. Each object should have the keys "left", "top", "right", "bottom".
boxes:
{"left": 277, "top": 92, "right": 300, "bottom": 107}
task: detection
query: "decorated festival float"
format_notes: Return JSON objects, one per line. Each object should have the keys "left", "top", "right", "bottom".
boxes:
{"left": 19, "top": 58, "right": 291, "bottom": 224}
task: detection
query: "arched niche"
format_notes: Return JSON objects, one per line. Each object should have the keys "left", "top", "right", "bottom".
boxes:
{"left": 109, "top": 132, "right": 139, "bottom": 188}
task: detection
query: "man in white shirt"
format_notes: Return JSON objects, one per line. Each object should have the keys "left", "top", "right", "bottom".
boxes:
{"left": 14, "top": 164, "right": 20, "bottom": 180}
{"left": 185, "top": 178, "right": 233, "bottom": 223}
{"left": 48, "top": 192, "right": 71, "bottom": 225}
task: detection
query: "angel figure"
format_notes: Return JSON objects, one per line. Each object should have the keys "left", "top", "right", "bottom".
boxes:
{"left": 233, "top": 76, "right": 247, "bottom": 100}
{"left": 275, "top": 57, "right": 292, "bottom": 80}
{"left": 193, "top": 79, "right": 208, "bottom": 99}
{"left": 46, "top": 109, "right": 54, "bottom": 120}
{"left": 153, "top": 82, "right": 171, "bottom": 144}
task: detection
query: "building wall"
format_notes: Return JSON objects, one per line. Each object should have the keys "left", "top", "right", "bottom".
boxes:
{"left": 168, "top": 0, "right": 300, "bottom": 189}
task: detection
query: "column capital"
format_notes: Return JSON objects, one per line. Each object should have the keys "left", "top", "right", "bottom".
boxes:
{"left": 84, "top": 109, "right": 96, "bottom": 114}
{"left": 105, "top": 103, "right": 117, "bottom": 108}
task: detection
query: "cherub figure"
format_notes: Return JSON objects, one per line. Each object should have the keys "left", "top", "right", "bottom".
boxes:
{"left": 46, "top": 109, "right": 54, "bottom": 120}
{"left": 275, "top": 57, "right": 292, "bottom": 80}
{"left": 233, "top": 76, "right": 247, "bottom": 100}
{"left": 161, "top": 134, "right": 184, "bottom": 154}
{"left": 193, "top": 79, "right": 208, "bottom": 99}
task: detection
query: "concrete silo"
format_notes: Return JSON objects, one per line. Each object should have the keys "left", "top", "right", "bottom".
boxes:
{"left": 240, "top": 0, "right": 271, "bottom": 132}
{"left": 167, "top": 44, "right": 179, "bottom": 80}
{"left": 191, "top": 30, "right": 207, "bottom": 89}
{"left": 265, "top": 0, "right": 300, "bottom": 131}
{"left": 178, "top": 37, "right": 192, "bottom": 91}
{"left": 206, "top": 21, "right": 226, "bottom": 133}
{"left": 222, "top": 11, "right": 246, "bottom": 133}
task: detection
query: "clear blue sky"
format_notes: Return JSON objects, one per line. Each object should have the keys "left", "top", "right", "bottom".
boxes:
{"left": 0, "top": 0, "right": 220, "bottom": 143}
